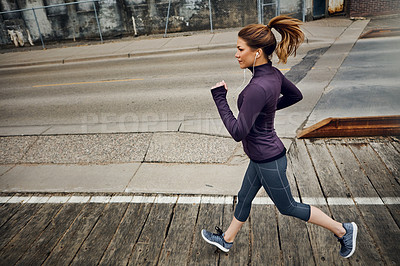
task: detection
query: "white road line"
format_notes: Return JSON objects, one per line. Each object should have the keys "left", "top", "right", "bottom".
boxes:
{"left": 90, "top": 196, "right": 111, "bottom": 203}
{"left": 301, "top": 197, "right": 327, "bottom": 206}
{"left": 131, "top": 195, "right": 156, "bottom": 203}
{"left": 177, "top": 196, "right": 201, "bottom": 204}
{"left": 27, "top": 196, "right": 50, "bottom": 204}
{"left": 328, "top": 197, "right": 354, "bottom": 205}
{"left": 7, "top": 196, "right": 32, "bottom": 204}
{"left": 110, "top": 196, "right": 133, "bottom": 203}
{"left": 1, "top": 196, "right": 399, "bottom": 205}
{"left": 201, "top": 196, "right": 230, "bottom": 204}
{"left": 47, "top": 196, "right": 71, "bottom": 203}
{"left": 382, "top": 197, "right": 400, "bottom": 205}
{"left": 68, "top": 196, "right": 91, "bottom": 203}
{"left": 0, "top": 196, "right": 11, "bottom": 203}
{"left": 155, "top": 195, "right": 178, "bottom": 204}
{"left": 252, "top": 197, "right": 274, "bottom": 205}
{"left": 355, "top": 197, "right": 384, "bottom": 205}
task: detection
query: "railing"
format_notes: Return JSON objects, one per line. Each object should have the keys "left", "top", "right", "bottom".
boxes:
{"left": 0, "top": 0, "right": 103, "bottom": 49}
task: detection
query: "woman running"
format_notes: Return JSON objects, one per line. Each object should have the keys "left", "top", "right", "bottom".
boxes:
{"left": 201, "top": 15, "right": 357, "bottom": 259}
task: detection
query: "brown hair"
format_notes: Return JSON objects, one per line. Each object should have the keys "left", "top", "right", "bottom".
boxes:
{"left": 238, "top": 15, "right": 304, "bottom": 64}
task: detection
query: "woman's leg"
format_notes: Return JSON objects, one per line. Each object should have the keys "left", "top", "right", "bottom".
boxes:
{"left": 255, "top": 155, "right": 357, "bottom": 258}
{"left": 256, "top": 155, "right": 311, "bottom": 222}
{"left": 225, "top": 161, "right": 261, "bottom": 242}
{"left": 308, "top": 206, "right": 346, "bottom": 237}
{"left": 224, "top": 217, "right": 245, "bottom": 242}
{"left": 201, "top": 161, "right": 261, "bottom": 252}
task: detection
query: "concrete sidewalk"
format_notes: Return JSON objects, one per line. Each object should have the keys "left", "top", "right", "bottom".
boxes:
{"left": 0, "top": 17, "right": 374, "bottom": 195}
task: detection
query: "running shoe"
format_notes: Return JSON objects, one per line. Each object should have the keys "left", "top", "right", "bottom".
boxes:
{"left": 201, "top": 226, "right": 233, "bottom": 252}
{"left": 335, "top": 222, "right": 358, "bottom": 258}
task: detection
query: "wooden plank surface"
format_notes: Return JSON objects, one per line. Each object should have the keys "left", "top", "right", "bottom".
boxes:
{"left": 16, "top": 203, "right": 85, "bottom": 266}
{"left": 289, "top": 139, "right": 325, "bottom": 198}
{"left": 390, "top": 136, "right": 400, "bottom": 152}
{"left": 250, "top": 205, "right": 281, "bottom": 265}
{"left": 0, "top": 137, "right": 399, "bottom": 265}
{"left": 158, "top": 203, "right": 199, "bottom": 265}
{"left": 357, "top": 205, "right": 400, "bottom": 265}
{"left": 0, "top": 203, "right": 63, "bottom": 265}
{"left": 348, "top": 139, "right": 400, "bottom": 227}
{"left": 71, "top": 203, "right": 129, "bottom": 265}
{"left": 42, "top": 203, "right": 107, "bottom": 266}
{"left": 323, "top": 138, "right": 398, "bottom": 265}
{"left": 99, "top": 203, "right": 153, "bottom": 265}
{"left": 348, "top": 140, "right": 400, "bottom": 198}
{"left": 0, "top": 203, "right": 22, "bottom": 228}
{"left": 368, "top": 138, "right": 400, "bottom": 184}
{"left": 305, "top": 139, "right": 350, "bottom": 198}
{"left": 291, "top": 139, "right": 347, "bottom": 265}
{"left": 325, "top": 139, "right": 379, "bottom": 197}
{"left": 0, "top": 203, "right": 43, "bottom": 250}
{"left": 128, "top": 203, "right": 175, "bottom": 265}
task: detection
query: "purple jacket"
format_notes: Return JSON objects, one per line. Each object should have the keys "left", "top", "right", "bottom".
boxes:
{"left": 211, "top": 62, "right": 302, "bottom": 162}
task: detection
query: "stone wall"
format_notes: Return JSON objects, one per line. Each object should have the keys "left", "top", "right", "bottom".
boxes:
{"left": 0, "top": 0, "right": 307, "bottom": 46}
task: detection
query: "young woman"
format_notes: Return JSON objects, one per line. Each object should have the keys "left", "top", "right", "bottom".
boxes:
{"left": 201, "top": 15, "right": 358, "bottom": 259}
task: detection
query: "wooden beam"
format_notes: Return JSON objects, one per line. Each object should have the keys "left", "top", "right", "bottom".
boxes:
{"left": 297, "top": 115, "right": 400, "bottom": 138}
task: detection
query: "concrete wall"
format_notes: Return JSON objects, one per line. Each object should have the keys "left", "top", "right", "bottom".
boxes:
{"left": 0, "top": 0, "right": 308, "bottom": 46}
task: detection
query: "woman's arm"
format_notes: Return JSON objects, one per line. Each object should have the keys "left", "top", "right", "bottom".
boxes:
{"left": 276, "top": 73, "right": 303, "bottom": 110}
{"left": 211, "top": 83, "right": 268, "bottom": 142}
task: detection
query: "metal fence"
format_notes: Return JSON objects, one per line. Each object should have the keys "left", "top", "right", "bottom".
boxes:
{"left": 0, "top": 0, "right": 103, "bottom": 49}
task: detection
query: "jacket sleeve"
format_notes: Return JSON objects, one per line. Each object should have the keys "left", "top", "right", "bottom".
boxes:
{"left": 211, "top": 84, "right": 268, "bottom": 142}
{"left": 276, "top": 72, "right": 303, "bottom": 110}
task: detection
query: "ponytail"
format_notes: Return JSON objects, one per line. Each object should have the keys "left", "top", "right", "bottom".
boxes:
{"left": 238, "top": 15, "right": 304, "bottom": 64}
{"left": 268, "top": 15, "right": 304, "bottom": 64}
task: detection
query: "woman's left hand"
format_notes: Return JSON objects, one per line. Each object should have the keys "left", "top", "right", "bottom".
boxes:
{"left": 211, "top": 80, "right": 228, "bottom": 91}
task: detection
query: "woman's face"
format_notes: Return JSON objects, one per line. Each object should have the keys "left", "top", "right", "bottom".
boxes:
{"left": 235, "top": 37, "right": 257, "bottom": 69}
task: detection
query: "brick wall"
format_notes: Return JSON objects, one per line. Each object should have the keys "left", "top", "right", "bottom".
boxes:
{"left": 349, "top": 0, "right": 400, "bottom": 17}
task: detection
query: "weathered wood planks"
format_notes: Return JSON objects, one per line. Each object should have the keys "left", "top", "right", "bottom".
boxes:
{"left": 0, "top": 203, "right": 63, "bottom": 265}
{"left": 99, "top": 203, "right": 153, "bottom": 265}
{"left": 128, "top": 202, "right": 175, "bottom": 265}
{"left": 16, "top": 203, "right": 86, "bottom": 266}
{"left": 290, "top": 139, "right": 344, "bottom": 265}
{"left": 158, "top": 203, "right": 199, "bottom": 265}
{"left": 0, "top": 137, "right": 398, "bottom": 265}
{"left": 250, "top": 205, "right": 282, "bottom": 265}
{"left": 42, "top": 203, "right": 108, "bottom": 266}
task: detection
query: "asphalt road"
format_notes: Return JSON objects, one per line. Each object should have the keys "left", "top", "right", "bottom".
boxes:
{"left": 0, "top": 47, "right": 311, "bottom": 129}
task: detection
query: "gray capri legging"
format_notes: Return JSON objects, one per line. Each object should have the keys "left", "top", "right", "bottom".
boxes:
{"left": 234, "top": 155, "right": 311, "bottom": 222}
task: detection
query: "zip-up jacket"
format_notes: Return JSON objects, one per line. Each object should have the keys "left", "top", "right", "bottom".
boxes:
{"left": 211, "top": 62, "right": 303, "bottom": 162}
